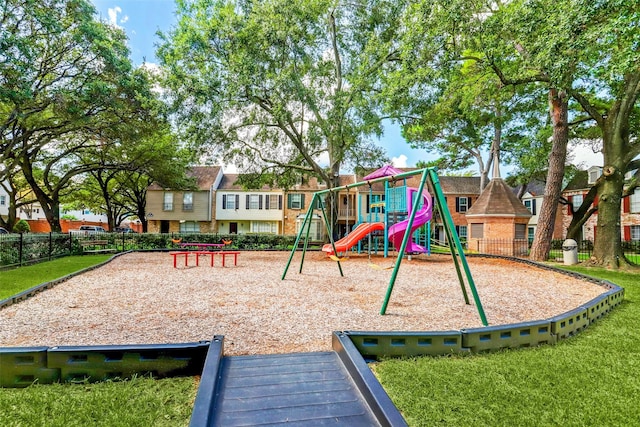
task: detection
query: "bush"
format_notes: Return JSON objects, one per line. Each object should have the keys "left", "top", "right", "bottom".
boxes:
{"left": 13, "top": 219, "right": 30, "bottom": 233}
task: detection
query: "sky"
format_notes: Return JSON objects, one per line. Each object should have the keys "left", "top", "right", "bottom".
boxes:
{"left": 89, "top": 1, "right": 603, "bottom": 173}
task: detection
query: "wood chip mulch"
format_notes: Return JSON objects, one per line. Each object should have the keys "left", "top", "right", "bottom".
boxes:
{"left": 0, "top": 252, "right": 606, "bottom": 356}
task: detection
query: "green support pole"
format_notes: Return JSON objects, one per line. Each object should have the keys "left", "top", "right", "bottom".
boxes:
{"left": 380, "top": 169, "right": 429, "bottom": 315}
{"left": 282, "top": 197, "right": 315, "bottom": 280}
{"left": 429, "top": 169, "right": 488, "bottom": 326}
{"left": 299, "top": 193, "right": 323, "bottom": 274}
{"left": 437, "top": 197, "right": 470, "bottom": 304}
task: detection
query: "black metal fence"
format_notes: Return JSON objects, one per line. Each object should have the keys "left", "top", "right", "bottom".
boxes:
{"left": 0, "top": 232, "right": 298, "bottom": 270}
{"left": 0, "top": 233, "right": 73, "bottom": 269}
{"left": 2, "top": 232, "right": 638, "bottom": 270}
{"left": 469, "top": 238, "right": 640, "bottom": 265}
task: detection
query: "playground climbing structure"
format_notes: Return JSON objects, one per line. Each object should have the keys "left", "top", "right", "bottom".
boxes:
{"left": 282, "top": 167, "right": 488, "bottom": 325}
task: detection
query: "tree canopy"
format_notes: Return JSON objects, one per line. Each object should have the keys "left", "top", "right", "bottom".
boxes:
{"left": 381, "top": 0, "right": 639, "bottom": 267}
{"left": 0, "top": 0, "right": 175, "bottom": 231}
{"left": 158, "top": 0, "right": 399, "bottom": 191}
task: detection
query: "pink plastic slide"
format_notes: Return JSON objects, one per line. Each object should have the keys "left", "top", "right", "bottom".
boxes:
{"left": 388, "top": 188, "right": 433, "bottom": 254}
{"left": 322, "top": 222, "right": 385, "bottom": 255}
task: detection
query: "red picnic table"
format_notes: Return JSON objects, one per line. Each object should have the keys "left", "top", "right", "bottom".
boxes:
{"left": 170, "top": 251, "right": 240, "bottom": 268}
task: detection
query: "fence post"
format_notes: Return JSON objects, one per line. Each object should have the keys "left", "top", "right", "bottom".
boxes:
{"left": 19, "top": 232, "right": 24, "bottom": 266}
{"left": 49, "top": 232, "right": 53, "bottom": 260}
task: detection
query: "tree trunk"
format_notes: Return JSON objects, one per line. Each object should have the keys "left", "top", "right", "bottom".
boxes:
{"left": 565, "top": 184, "right": 598, "bottom": 241}
{"left": 590, "top": 116, "right": 628, "bottom": 267}
{"left": 4, "top": 194, "right": 18, "bottom": 231}
{"left": 529, "top": 88, "right": 568, "bottom": 261}
{"left": 46, "top": 200, "right": 63, "bottom": 233}
{"left": 19, "top": 159, "right": 63, "bottom": 232}
{"left": 326, "top": 163, "right": 342, "bottom": 240}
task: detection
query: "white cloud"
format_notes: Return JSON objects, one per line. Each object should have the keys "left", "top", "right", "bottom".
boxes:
{"left": 391, "top": 154, "right": 408, "bottom": 168}
{"left": 568, "top": 140, "right": 603, "bottom": 168}
{"left": 107, "top": 7, "right": 128, "bottom": 29}
{"left": 107, "top": 6, "right": 121, "bottom": 27}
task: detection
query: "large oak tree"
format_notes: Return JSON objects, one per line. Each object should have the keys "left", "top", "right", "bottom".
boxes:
{"left": 1, "top": 0, "right": 162, "bottom": 232}
{"left": 158, "top": 0, "right": 402, "bottom": 227}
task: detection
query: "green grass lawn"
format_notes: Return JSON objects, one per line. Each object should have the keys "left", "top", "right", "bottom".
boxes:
{"left": 0, "top": 256, "right": 197, "bottom": 426}
{"left": 1, "top": 256, "right": 638, "bottom": 426}
{"left": 373, "top": 265, "right": 640, "bottom": 426}
{"left": 0, "top": 255, "right": 113, "bottom": 299}
{"left": 0, "top": 375, "right": 197, "bottom": 427}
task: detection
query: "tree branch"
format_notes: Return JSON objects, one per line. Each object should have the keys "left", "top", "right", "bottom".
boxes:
{"left": 567, "top": 89, "right": 605, "bottom": 127}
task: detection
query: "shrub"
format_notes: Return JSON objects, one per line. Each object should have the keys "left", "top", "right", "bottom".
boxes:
{"left": 13, "top": 219, "right": 31, "bottom": 233}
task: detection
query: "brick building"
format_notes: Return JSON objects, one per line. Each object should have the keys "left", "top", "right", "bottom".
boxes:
{"left": 562, "top": 166, "right": 640, "bottom": 242}
{"left": 465, "top": 162, "right": 532, "bottom": 256}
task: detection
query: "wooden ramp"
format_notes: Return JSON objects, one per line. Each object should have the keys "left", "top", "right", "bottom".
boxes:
{"left": 190, "top": 334, "right": 407, "bottom": 426}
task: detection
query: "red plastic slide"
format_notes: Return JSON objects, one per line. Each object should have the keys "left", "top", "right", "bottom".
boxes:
{"left": 322, "top": 222, "right": 385, "bottom": 255}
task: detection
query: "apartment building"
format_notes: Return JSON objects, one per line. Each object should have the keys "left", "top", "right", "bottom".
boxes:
{"left": 146, "top": 166, "right": 223, "bottom": 233}
{"left": 563, "top": 165, "right": 640, "bottom": 242}
{"left": 215, "top": 174, "right": 284, "bottom": 235}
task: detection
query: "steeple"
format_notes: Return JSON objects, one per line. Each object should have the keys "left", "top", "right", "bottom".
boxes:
{"left": 492, "top": 150, "right": 501, "bottom": 180}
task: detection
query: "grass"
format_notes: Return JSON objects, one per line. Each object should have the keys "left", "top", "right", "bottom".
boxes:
{"left": 373, "top": 265, "right": 640, "bottom": 426}
{"left": 0, "top": 256, "right": 197, "bottom": 426}
{"left": 1, "top": 255, "right": 638, "bottom": 425}
{"left": 0, "top": 255, "right": 113, "bottom": 299}
{"left": 0, "top": 375, "right": 197, "bottom": 427}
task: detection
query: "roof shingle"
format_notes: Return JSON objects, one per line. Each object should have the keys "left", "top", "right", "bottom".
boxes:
{"left": 466, "top": 178, "right": 532, "bottom": 217}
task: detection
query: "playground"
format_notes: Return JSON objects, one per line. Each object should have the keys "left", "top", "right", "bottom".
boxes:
{"left": 0, "top": 251, "right": 606, "bottom": 356}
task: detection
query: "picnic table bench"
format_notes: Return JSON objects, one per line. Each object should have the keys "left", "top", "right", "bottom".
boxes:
{"left": 79, "top": 240, "right": 116, "bottom": 254}
{"left": 170, "top": 251, "right": 240, "bottom": 268}
{"left": 179, "top": 242, "right": 226, "bottom": 250}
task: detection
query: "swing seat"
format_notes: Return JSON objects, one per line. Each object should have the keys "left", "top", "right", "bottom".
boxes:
{"left": 171, "top": 238, "right": 182, "bottom": 244}
{"left": 368, "top": 262, "right": 395, "bottom": 270}
{"left": 329, "top": 255, "right": 348, "bottom": 262}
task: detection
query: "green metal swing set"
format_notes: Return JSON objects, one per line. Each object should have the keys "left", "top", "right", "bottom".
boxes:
{"left": 281, "top": 167, "right": 488, "bottom": 326}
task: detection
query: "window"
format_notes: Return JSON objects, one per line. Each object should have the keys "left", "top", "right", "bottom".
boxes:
{"left": 287, "top": 193, "right": 304, "bottom": 210}
{"left": 572, "top": 194, "right": 583, "bottom": 211}
{"left": 456, "top": 225, "right": 467, "bottom": 240}
{"left": 179, "top": 221, "right": 200, "bottom": 233}
{"left": 470, "top": 223, "right": 484, "bottom": 239}
{"left": 631, "top": 226, "right": 640, "bottom": 241}
{"left": 0, "top": 195, "right": 5, "bottom": 206}
{"left": 456, "top": 197, "right": 471, "bottom": 213}
{"left": 222, "top": 194, "right": 239, "bottom": 209}
{"left": 588, "top": 167, "right": 602, "bottom": 184}
{"left": 246, "top": 194, "right": 261, "bottom": 210}
{"left": 296, "top": 215, "right": 323, "bottom": 240}
{"left": 524, "top": 199, "right": 537, "bottom": 215}
{"left": 265, "top": 194, "right": 282, "bottom": 210}
{"left": 251, "top": 221, "right": 277, "bottom": 233}
{"left": 528, "top": 226, "right": 535, "bottom": 243}
{"left": 631, "top": 189, "right": 640, "bottom": 213}
{"left": 515, "top": 223, "right": 526, "bottom": 240}
{"left": 163, "top": 192, "right": 174, "bottom": 211}
{"left": 315, "top": 196, "right": 325, "bottom": 209}
{"left": 182, "top": 192, "right": 193, "bottom": 211}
